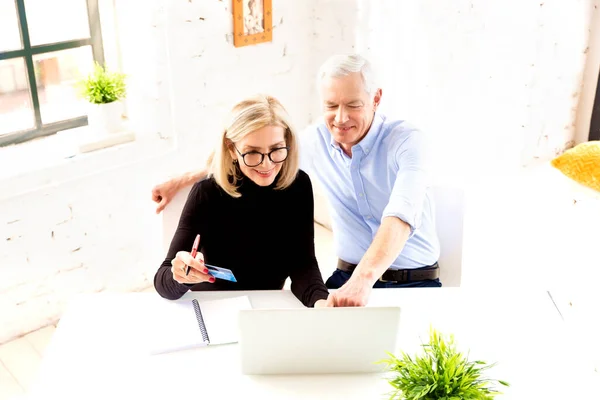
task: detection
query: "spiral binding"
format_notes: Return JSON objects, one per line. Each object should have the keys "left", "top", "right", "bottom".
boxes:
{"left": 192, "top": 299, "right": 210, "bottom": 344}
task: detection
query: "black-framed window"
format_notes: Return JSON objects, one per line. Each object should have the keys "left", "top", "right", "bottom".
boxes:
{"left": 0, "top": 0, "right": 104, "bottom": 147}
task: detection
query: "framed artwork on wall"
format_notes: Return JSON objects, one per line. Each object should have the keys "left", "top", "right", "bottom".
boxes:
{"left": 232, "top": 0, "right": 273, "bottom": 48}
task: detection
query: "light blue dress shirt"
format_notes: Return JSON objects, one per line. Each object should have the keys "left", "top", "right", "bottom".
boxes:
{"left": 300, "top": 112, "right": 440, "bottom": 270}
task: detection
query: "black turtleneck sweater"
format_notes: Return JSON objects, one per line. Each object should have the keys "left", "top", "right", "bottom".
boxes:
{"left": 154, "top": 169, "right": 329, "bottom": 307}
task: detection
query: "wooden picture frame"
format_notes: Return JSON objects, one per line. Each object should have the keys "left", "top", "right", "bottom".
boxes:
{"left": 232, "top": 0, "right": 273, "bottom": 48}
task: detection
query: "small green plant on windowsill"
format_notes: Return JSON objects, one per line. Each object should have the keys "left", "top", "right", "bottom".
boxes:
{"left": 78, "top": 62, "right": 127, "bottom": 135}
{"left": 78, "top": 62, "right": 126, "bottom": 104}
{"left": 378, "top": 328, "right": 509, "bottom": 400}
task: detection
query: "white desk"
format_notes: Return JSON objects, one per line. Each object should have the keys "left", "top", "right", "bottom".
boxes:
{"left": 30, "top": 289, "right": 593, "bottom": 399}
{"left": 548, "top": 289, "right": 600, "bottom": 378}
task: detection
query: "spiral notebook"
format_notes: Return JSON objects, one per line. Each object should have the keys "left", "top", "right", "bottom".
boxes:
{"left": 148, "top": 295, "right": 252, "bottom": 355}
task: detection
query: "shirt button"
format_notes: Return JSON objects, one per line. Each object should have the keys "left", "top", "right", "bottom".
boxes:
{"left": 359, "top": 193, "right": 364, "bottom": 197}
{"left": 366, "top": 215, "right": 371, "bottom": 219}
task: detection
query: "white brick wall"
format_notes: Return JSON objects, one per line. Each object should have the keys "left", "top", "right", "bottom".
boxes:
{"left": 0, "top": 162, "right": 166, "bottom": 344}
{"left": 162, "top": 0, "right": 357, "bottom": 168}
{"left": 1, "top": 0, "right": 598, "bottom": 344}
{"left": 352, "top": 0, "right": 599, "bottom": 175}
{"left": 0, "top": 0, "right": 355, "bottom": 345}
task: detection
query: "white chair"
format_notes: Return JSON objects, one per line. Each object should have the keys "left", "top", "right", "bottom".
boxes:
{"left": 313, "top": 184, "right": 465, "bottom": 287}
{"left": 431, "top": 185, "right": 465, "bottom": 287}
{"left": 162, "top": 184, "right": 465, "bottom": 287}
{"left": 162, "top": 184, "right": 193, "bottom": 253}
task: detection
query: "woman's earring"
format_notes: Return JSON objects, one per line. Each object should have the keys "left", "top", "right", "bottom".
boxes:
{"left": 233, "top": 159, "right": 238, "bottom": 164}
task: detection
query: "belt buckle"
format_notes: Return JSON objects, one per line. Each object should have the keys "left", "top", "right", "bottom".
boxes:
{"left": 379, "top": 269, "right": 407, "bottom": 283}
{"left": 379, "top": 269, "right": 408, "bottom": 283}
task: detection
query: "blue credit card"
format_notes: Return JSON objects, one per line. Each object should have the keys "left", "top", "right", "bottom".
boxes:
{"left": 206, "top": 264, "right": 237, "bottom": 282}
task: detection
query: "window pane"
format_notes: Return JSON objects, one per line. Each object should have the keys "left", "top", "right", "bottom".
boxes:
{"left": 25, "top": 0, "right": 90, "bottom": 46}
{"left": 0, "top": 58, "right": 34, "bottom": 135}
{"left": 0, "top": 1, "right": 23, "bottom": 51}
{"left": 33, "top": 46, "right": 94, "bottom": 124}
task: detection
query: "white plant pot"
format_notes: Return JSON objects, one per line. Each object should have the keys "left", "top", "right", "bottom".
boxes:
{"left": 87, "top": 101, "right": 123, "bottom": 134}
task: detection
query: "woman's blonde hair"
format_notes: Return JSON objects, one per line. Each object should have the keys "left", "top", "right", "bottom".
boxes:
{"left": 208, "top": 94, "right": 299, "bottom": 198}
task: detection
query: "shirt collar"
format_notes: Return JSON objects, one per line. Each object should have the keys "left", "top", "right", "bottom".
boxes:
{"left": 354, "top": 112, "right": 384, "bottom": 155}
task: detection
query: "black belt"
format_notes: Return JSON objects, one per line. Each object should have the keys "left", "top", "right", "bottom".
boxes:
{"left": 337, "top": 259, "right": 440, "bottom": 283}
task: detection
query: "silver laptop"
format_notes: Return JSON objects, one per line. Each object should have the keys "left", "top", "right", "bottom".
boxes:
{"left": 238, "top": 307, "right": 401, "bottom": 375}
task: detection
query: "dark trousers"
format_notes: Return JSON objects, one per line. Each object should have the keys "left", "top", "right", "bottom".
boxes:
{"left": 325, "top": 268, "right": 442, "bottom": 289}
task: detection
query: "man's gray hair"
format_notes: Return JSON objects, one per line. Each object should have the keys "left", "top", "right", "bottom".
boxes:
{"left": 317, "top": 54, "right": 377, "bottom": 96}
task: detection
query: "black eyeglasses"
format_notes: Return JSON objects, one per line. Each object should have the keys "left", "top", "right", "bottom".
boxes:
{"left": 234, "top": 145, "right": 289, "bottom": 167}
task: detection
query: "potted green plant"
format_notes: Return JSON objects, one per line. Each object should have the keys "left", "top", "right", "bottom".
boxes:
{"left": 379, "top": 328, "right": 509, "bottom": 399}
{"left": 79, "top": 62, "right": 126, "bottom": 134}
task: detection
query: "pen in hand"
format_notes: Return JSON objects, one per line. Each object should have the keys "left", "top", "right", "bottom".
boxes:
{"left": 185, "top": 234, "right": 200, "bottom": 276}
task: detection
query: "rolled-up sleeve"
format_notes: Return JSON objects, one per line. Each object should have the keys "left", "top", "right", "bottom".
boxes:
{"left": 381, "top": 130, "right": 432, "bottom": 236}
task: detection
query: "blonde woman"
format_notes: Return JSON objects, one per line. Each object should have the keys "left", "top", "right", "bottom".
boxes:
{"left": 154, "top": 95, "right": 330, "bottom": 307}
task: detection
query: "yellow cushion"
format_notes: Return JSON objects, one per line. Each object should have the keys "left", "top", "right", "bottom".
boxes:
{"left": 551, "top": 141, "right": 600, "bottom": 192}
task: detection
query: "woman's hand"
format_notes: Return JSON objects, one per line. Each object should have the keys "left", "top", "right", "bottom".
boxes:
{"left": 170, "top": 251, "right": 214, "bottom": 285}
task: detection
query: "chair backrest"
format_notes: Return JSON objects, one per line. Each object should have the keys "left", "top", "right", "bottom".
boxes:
{"left": 431, "top": 185, "right": 465, "bottom": 287}
{"left": 162, "top": 184, "right": 193, "bottom": 254}
{"left": 312, "top": 184, "right": 465, "bottom": 287}
{"left": 162, "top": 184, "right": 465, "bottom": 287}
